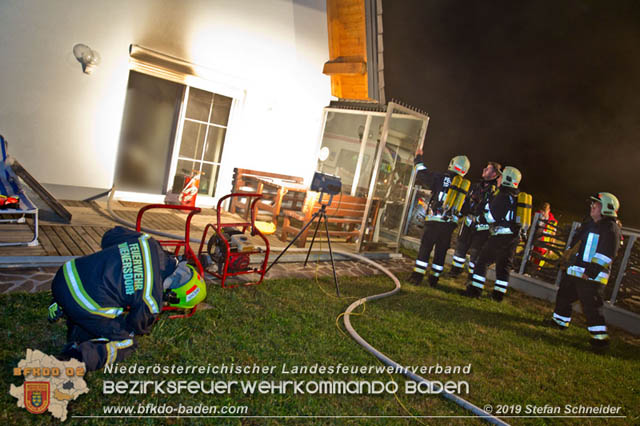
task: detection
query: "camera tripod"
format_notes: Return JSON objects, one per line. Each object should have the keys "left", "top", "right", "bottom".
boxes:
{"left": 266, "top": 192, "right": 340, "bottom": 296}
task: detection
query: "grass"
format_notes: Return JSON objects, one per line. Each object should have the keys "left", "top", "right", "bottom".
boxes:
{"left": 1, "top": 266, "right": 639, "bottom": 425}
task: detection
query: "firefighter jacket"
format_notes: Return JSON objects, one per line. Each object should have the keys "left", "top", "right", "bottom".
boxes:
{"left": 536, "top": 210, "right": 558, "bottom": 239}
{"left": 477, "top": 186, "right": 519, "bottom": 236}
{"left": 461, "top": 177, "right": 500, "bottom": 231}
{"left": 566, "top": 217, "right": 621, "bottom": 285}
{"left": 414, "top": 155, "right": 460, "bottom": 223}
{"left": 51, "top": 227, "right": 177, "bottom": 340}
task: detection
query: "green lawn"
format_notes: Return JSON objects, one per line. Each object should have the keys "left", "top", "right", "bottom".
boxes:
{"left": 1, "top": 268, "right": 638, "bottom": 425}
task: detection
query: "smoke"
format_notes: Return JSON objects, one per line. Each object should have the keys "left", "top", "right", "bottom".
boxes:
{"left": 383, "top": 0, "right": 640, "bottom": 226}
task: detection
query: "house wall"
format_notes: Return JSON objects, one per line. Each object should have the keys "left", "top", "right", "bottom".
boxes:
{"left": 0, "top": 0, "right": 331, "bottom": 202}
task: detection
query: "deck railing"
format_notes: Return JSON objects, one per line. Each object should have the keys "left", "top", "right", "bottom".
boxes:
{"left": 518, "top": 213, "right": 640, "bottom": 316}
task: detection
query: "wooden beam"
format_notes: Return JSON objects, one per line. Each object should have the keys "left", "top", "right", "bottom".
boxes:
{"left": 323, "top": 57, "right": 367, "bottom": 75}
{"left": 325, "top": 0, "right": 370, "bottom": 100}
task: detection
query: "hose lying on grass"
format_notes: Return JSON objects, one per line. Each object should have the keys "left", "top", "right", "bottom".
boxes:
{"left": 105, "top": 189, "right": 509, "bottom": 425}
{"left": 337, "top": 252, "right": 509, "bottom": 426}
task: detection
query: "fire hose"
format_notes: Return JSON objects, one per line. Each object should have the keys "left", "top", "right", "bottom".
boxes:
{"left": 105, "top": 188, "right": 508, "bottom": 425}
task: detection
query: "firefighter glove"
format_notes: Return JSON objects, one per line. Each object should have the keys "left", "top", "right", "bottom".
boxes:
{"left": 48, "top": 302, "right": 63, "bottom": 323}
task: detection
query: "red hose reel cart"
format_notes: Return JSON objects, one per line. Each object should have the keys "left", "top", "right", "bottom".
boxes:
{"left": 198, "top": 193, "right": 270, "bottom": 288}
{"left": 135, "top": 204, "right": 204, "bottom": 319}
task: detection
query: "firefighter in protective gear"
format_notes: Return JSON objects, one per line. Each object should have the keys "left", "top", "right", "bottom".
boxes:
{"left": 461, "top": 166, "right": 522, "bottom": 301}
{"left": 549, "top": 193, "right": 621, "bottom": 349}
{"left": 48, "top": 226, "right": 206, "bottom": 371}
{"left": 532, "top": 202, "right": 558, "bottom": 269}
{"left": 408, "top": 150, "right": 470, "bottom": 287}
{"left": 449, "top": 162, "right": 501, "bottom": 277}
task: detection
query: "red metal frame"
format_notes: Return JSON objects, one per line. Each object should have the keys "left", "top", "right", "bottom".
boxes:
{"left": 136, "top": 204, "right": 203, "bottom": 319}
{"left": 198, "top": 193, "right": 270, "bottom": 288}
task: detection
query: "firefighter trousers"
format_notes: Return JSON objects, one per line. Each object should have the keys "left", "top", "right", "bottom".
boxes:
{"left": 452, "top": 225, "right": 489, "bottom": 274}
{"left": 552, "top": 274, "right": 608, "bottom": 340}
{"left": 471, "top": 234, "right": 519, "bottom": 293}
{"left": 65, "top": 318, "right": 138, "bottom": 371}
{"left": 414, "top": 221, "right": 456, "bottom": 277}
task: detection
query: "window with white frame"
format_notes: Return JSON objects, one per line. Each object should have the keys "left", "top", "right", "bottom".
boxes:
{"left": 171, "top": 87, "right": 232, "bottom": 197}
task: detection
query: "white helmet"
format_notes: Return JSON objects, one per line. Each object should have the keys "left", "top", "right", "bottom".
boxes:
{"left": 501, "top": 166, "right": 522, "bottom": 188}
{"left": 590, "top": 192, "right": 620, "bottom": 218}
{"left": 448, "top": 155, "right": 470, "bottom": 177}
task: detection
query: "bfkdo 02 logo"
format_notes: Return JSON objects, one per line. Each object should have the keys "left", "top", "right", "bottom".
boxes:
{"left": 13, "top": 364, "right": 85, "bottom": 416}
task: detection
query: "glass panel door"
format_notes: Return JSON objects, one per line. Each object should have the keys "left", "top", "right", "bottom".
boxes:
{"left": 358, "top": 107, "right": 428, "bottom": 251}
{"left": 170, "top": 88, "right": 232, "bottom": 197}
{"left": 352, "top": 116, "right": 385, "bottom": 197}
{"left": 316, "top": 111, "right": 367, "bottom": 195}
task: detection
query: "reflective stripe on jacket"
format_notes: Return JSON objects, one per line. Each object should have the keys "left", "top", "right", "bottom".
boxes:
{"left": 51, "top": 227, "right": 174, "bottom": 339}
{"left": 479, "top": 187, "right": 519, "bottom": 236}
{"left": 414, "top": 157, "right": 460, "bottom": 223}
{"left": 62, "top": 259, "right": 124, "bottom": 319}
{"left": 566, "top": 218, "right": 621, "bottom": 285}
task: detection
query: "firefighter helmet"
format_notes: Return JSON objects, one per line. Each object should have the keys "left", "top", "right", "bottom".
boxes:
{"left": 448, "top": 155, "right": 470, "bottom": 176}
{"left": 163, "top": 262, "right": 207, "bottom": 309}
{"left": 501, "top": 166, "right": 522, "bottom": 188}
{"left": 590, "top": 192, "right": 620, "bottom": 218}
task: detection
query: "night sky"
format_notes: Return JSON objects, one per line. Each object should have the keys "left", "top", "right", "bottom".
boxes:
{"left": 382, "top": 0, "right": 640, "bottom": 227}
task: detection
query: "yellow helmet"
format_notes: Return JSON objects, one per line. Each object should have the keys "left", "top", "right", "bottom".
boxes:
{"left": 590, "top": 192, "right": 620, "bottom": 218}
{"left": 501, "top": 166, "right": 522, "bottom": 188}
{"left": 163, "top": 262, "right": 207, "bottom": 309}
{"left": 448, "top": 155, "right": 470, "bottom": 176}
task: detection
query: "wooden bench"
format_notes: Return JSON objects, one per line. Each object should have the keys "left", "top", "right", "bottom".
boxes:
{"left": 0, "top": 135, "right": 39, "bottom": 246}
{"left": 280, "top": 192, "right": 367, "bottom": 248}
{"left": 229, "top": 168, "right": 306, "bottom": 220}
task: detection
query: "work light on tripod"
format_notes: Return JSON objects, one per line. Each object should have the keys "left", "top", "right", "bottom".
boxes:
{"left": 267, "top": 172, "right": 343, "bottom": 296}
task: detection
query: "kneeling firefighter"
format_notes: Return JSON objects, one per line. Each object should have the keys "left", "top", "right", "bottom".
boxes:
{"left": 408, "top": 149, "right": 470, "bottom": 287}
{"left": 462, "top": 166, "right": 524, "bottom": 301}
{"left": 48, "top": 226, "right": 206, "bottom": 371}
{"left": 549, "top": 193, "right": 621, "bottom": 349}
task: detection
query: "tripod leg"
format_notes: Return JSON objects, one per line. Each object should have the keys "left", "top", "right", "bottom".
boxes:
{"left": 266, "top": 210, "right": 322, "bottom": 274}
{"left": 304, "top": 212, "right": 324, "bottom": 266}
{"left": 322, "top": 211, "right": 340, "bottom": 297}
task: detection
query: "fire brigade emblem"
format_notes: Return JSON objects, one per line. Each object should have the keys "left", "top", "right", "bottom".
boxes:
{"left": 11, "top": 349, "right": 89, "bottom": 421}
{"left": 24, "top": 381, "right": 50, "bottom": 414}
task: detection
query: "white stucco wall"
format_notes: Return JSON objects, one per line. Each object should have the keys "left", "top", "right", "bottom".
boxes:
{"left": 0, "top": 0, "right": 331, "bottom": 201}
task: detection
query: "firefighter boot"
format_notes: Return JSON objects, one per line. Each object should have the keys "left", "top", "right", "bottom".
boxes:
{"left": 428, "top": 275, "right": 439, "bottom": 288}
{"left": 57, "top": 342, "right": 82, "bottom": 362}
{"left": 543, "top": 318, "right": 567, "bottom": 331}
{"left": 589, "top": 337, "right": 610, "bottom": 352}
{"left": 460, "top": 284, "right": 481, "bottom": 298}
{"left": 448, "top": 266, "right": 463, "bottom": 278}
{"left": 491, "top": 289, "right": 504, "bottom": 302}
{"left": 407, "top": 272, "right": 424, "bottom": 285}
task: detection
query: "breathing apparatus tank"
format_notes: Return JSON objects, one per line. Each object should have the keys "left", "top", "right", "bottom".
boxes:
{"left": 442, "top": 175, "right": 471, "bottom": 216}
{"left": 516, "top": 192, "right": 533, "bottom": 230}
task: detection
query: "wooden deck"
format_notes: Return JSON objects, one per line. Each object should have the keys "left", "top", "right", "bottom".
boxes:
{"left": 0, "top": 200, "right": 360, "bottom": 258}
{"left": 0, "top": 200, "right": 241, "bottom": 257}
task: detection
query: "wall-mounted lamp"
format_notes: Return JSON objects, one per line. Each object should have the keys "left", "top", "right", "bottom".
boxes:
{"left": 318, "top": 146, "right": 330, "bottom": 162}
{"left": 317, "top": 146, "right": 330, "bottom": 173}
{"left": 73, "top": 43, "right": 101, "bottom": 74}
